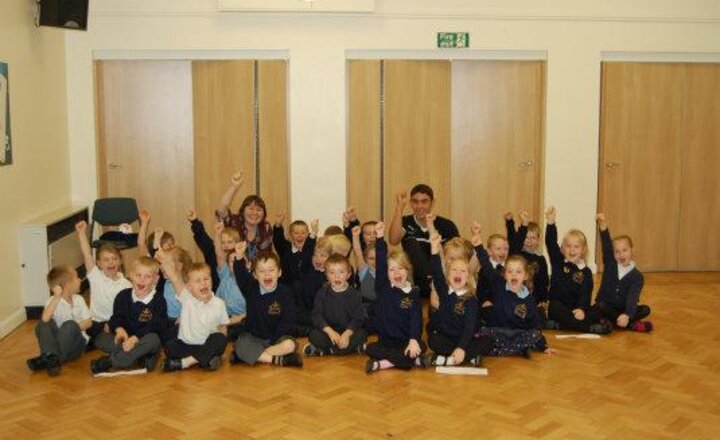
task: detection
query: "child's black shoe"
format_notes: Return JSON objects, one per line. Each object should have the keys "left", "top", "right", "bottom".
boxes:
{"left": 26, "top": 355, "right": 47, "bottom": 372}
{"left": 281, "top": 353, "right": 303, "bottom": 368}
{"left": 45, "top": 354, "right": 61, "bottom": 377}
{"left": 303, "top": 343, "right": 324, "bottom": 357}
{"left": 201, "top": 355, "right": 222, "bottom": 371}
{"left": 143, "top": 353, "right": 159, "bottom": 372}
{"left": 163, "top": 358, "right": 183, "bottom": 372}
{"left": 90, "top": 355, "right": 112, "bottom": 375}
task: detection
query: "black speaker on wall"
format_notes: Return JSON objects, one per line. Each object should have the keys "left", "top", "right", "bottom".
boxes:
{"left": 37, "top": 0, "right": 89, "bottom": 31}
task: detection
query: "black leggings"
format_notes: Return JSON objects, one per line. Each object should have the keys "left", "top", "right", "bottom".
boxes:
{"left": 548, "top": 301, "right": 601, "bottom": 332}
{"left": 593, "top": 302, "right": 651, "bottom": 324}
{"left": 427, "top": 331, "right": 491, "bottom": 362}
{"left": 166, "top": 333, "right": 228, "bottom": 365}
{"left": 366, "top": 338, "right": 427, "bottom": 370}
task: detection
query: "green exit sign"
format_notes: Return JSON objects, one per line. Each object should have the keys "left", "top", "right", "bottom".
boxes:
{"left": 437, "top": 32, "right": 470, "bottom": 48}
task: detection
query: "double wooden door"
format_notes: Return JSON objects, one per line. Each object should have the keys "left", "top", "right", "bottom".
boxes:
{"left": 599, "top": 62, "right": 720, "bottom": 271}
{"left": 348, "top": 59, "right": 546, "bottom": 237}
{"left": 95, "top": 59, "right": 289, "bottom": 255}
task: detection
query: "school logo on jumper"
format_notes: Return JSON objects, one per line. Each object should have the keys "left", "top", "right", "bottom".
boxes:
{"left": 454, "top": 300, "right": 465, "bottom": 315}
{"left": 138, "top": 307, "right": 153, "bottom": 322}
{"left": 514, "top": 303, "right": 527, "bottom": 319}
{"left": 399, "top": 296, "right": 414, "bottom": 310}
{"left": 268, "top": 301, "right": 282, "bottom": 315}
{"left": 572, "top": 272, "right": 584, "bottom": 284}
{"left": 563, "top": 266, "right": 571, "bottom": 274}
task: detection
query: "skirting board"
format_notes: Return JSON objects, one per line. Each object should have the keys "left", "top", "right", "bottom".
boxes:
{"left": 0, "top": 307, "right": 27, "bottom": 340}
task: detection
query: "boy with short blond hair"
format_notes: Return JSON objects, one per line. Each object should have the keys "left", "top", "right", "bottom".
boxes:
{"left": 90, "top": 256, "right": 167, "bottom": 374}
{"left": 27, "top": 266, "right": 91, "bottom": 376}
{"left": 161, "top": 260, "right": 229, "bottom": 372}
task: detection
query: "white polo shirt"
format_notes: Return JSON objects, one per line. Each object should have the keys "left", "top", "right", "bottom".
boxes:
{"left": 177, "top": 289, "right": 229, "bottom": 346}
{"left": 45, "top": 294, "right": 92, "bottom": 343}
{"left": 87, "top": 266, "right": 132, "bottom": 322}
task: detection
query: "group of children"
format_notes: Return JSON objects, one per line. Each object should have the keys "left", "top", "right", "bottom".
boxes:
{"left": 26, "top": 175, "right": 652, "bottom": 377}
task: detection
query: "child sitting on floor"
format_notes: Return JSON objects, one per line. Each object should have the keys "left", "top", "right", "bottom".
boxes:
{"left": 231, "top": 243, "right": 302, "bottom": 368}
{"left": 365, "top": 222, "right": 426, "bottom": 373}
{"left": 304, "top": 254, "right": 367, "bottom": 356}
{"left": 75, "top": 220, "right": 131, "bottom": 347}
{"left": 90, "top": 257, "right": 167, "bottom": 374}
{"left": 473, "top": 222, "right": 554, "bottom": 358}
{"left": 27, "top": 266, "right": 91, "bottom": 376}
{"left": 161, "top": 256, "right": 229, "bottom": 372}
{"left": 593, "top": 214, "right": 653, "bottom": 332}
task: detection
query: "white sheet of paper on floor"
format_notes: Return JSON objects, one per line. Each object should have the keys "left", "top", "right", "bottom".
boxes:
{"left": 435, "top": 366, "right": 488, "bottom": 375}
{"left": 555, "top": 334, "right": 602, "bottom": 339}
{"left": 93, "top": 368, "right": 148, "bottom": 378}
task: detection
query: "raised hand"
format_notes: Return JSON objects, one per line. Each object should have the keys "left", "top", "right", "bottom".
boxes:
{"left": 75, "top": 220, "right": 87, "bottom": 233}
{"left": 545, "top": 206, "right": 557, "bottom": 223}
{"left": 469, "top": 221, "right": 483, "bottom": 247}
{"left": 186, "top": 209, "right": 197, "bottom": 222}
{"left": 310, "top": 219, "right": 319, "bottom": 236}
{"left": 351, "top": 225, "right": 361, "bottom": 237}
{"left": 396, "top": 190, "right": 408, "bottom": 209}
{"left": 375, "top": 221, "right": 385, "bottom": 239}
{"left": 214, "top": 221, "right": 225, "bottom": 235}
{"left": 519, "top": 210, "right": 530, "bottom": 226}
{"left": 345, "top": 206, "right": 357, "bottom": 223}
{"left": 230, "top": 171, "right": 244, "bottom": 188}
{"left": 234, "top": 241, "right": 248, "bottom": 258}
{"left": 596, "top": 213, "right": 608, "bottom": 231}
{"left": 430, "top": 231, "right": 442, "bottom": 254}
{"left": 140, "top": 209, "right": 151, "bottom": 224}
{"left": 503, "top": 211, "right": 513, "bottom": 221}
{"left": 275, "top": 212, "right": 285, "bottom": 227}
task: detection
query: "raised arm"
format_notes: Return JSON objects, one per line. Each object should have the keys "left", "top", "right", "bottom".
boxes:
{"left": 429, "top": 231, "right": 448, "bottom": 297}
{"left": 388, "top": 190, "right": 407, "bottom": 246}
{"left": 75, "top": 221, "right": 95, "bottom": 272}
{"left": 188, "top": 209, "right": 216, "bottom": 265}
{"left": 216, "top": 171, "right": 244, "bottom": 221}
{"left": 158, "top": 249, "right": 184, "bottom": 298}
{"left": 272, "top": 212, "right": 290, "bottom": 257}
{"left": 544, "top": 206, "right": 563, "bottom": 267}
{"left": 373, "top": 222, "right": 391, "bottom": 293}
{"left": 596, "top": 214, "right": 615, "bottom": 267}
{"left": 351, "top": 226, "right": 367, "bottom": 272}
{"left": 504, "top": 211, "right": 518, "bottom": 251}
{"left": 137, "top": 209, "right": 151, "bottom": 257}
{"left": 213, "top": 221, "right": 229, "bottom": 271}
{"left": 231, "top": 241, "right": 253, "bottom": 293}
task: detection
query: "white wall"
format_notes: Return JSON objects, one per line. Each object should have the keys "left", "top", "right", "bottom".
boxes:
{"left": 66, "top": 0, "right": 720, "bottom": 269}
{"left": 0, "top": 0, "right": 69, "bottom": 334}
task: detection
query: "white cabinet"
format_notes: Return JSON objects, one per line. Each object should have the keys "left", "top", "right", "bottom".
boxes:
{"left": 18, "top": 206, "right": 88, "bottom": 317}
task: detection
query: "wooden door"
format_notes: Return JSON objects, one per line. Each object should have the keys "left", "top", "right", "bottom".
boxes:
{"left": 450, "top": 60, "right": 545, "bottom": 239}
{"left": 257, "top": 60, "right": 290, "bottom": 222}
{"left": 192, "top": 60, "right": 256, "bottom": 227}
{"left": 95, "top": 60, "right": 194, "bottom": 254}
{"left": 598, "top": 63, "right": 684, "bottom": 271}
{"left": 347, "top": 60, "right": 382, "bottom": 222}
{"left": 383, "top": 60, "right": 451, "bottom": 222}
{"left": 678, "top": 64, "right": 720, "bottom": 270}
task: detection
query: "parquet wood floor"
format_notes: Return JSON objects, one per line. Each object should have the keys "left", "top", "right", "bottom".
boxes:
{"left": 2, "top": 273, "right": 719, "bottom": 439}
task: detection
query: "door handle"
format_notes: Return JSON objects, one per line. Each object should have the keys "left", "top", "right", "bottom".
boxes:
{"left": 108, "top": 163, "right": 123, "bottom": 170}
{"left": 518, "top": 160, "right": 533, "bottom": 169}
{"left": 605, "top": 162, "right": 620, "bottom": 169}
